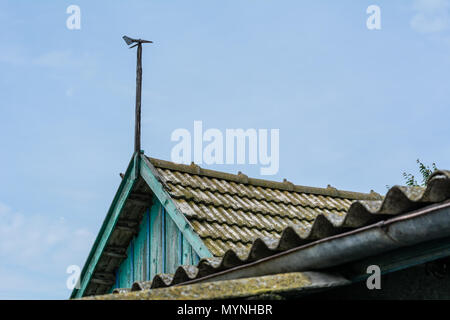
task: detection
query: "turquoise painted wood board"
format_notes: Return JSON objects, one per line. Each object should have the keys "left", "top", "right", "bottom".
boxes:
{"left": 113, "top": 196, "right": 203, "bottom": 290}
{"left": 150, "top": 200, "right": 163, "bottom": 279}
{"left": 134, "top": 211, "right": 148, "bottom": 282}
{"left": 165, "top": 213, "right": 181, "bottom": 273}
{"left": 118, "top": 240, "right": 134, "bottom": 288}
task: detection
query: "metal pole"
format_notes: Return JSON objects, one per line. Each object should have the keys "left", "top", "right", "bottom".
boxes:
{"left": 135, "top": 43, "right": 142, "bottom": 153}
{"left": 123, "top": 36, "right": 152, "bottom": 154}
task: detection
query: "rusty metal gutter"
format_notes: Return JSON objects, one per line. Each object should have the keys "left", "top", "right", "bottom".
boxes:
{"left": 179, "top": 200, "right": 450, "bottom": 286}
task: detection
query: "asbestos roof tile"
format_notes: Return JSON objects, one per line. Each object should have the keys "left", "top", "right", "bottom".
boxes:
{"left": 90, "top": 272, "right": 350, "bottom": 300}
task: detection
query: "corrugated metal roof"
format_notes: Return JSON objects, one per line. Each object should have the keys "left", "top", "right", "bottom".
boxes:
{"left": 130, "top": 159, "right": 450, "bottom": 290}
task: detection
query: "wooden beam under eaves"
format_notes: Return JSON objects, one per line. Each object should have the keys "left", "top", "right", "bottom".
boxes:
{"left": 103, "top": 249, "right": 127, "bottom": 259}
{"left": 115, "top": 223, "right": 139, "bottom": 235}
{"left": 91, "top": 278, "right": 115, "bottom": 286}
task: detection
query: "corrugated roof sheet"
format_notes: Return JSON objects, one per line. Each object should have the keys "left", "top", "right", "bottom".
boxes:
{"left": 129, "top": 158, "right": 450, "bottom": 290}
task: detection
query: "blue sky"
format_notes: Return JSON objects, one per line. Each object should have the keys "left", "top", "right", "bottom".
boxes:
{"left": 1, "top": 0, "right": 450, "bottom": 299}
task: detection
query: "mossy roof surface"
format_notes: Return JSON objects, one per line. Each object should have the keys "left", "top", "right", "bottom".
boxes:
{"left": 148, "top": 157, "right": 382, "bottom": 257}
{"left": 83, "top": 271, "right": 348, "bottom": 300}
{"left": 142, "top": 160, "right": 450, "bottom": 290}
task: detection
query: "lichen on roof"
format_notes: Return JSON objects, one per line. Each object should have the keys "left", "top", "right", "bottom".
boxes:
{"left": 148, "top": 156, "right": 382, "bottom": 257}
{"left": 83, "top": 272, "right": 349, "bottom": 300}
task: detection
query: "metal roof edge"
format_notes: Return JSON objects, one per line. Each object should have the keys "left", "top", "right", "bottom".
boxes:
{"left": 179, "top": 200, "right": 450, "bottom": 286}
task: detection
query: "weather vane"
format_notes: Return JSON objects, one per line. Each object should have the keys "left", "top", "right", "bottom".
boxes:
{"left": 123, "top": 36, "right": 153, "bottom": 153}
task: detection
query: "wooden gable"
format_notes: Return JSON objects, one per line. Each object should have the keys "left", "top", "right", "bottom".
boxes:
{"left": 111, "top": 195, "right": 201, "bottom": 291}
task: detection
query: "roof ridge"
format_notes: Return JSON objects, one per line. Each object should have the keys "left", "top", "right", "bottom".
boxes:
{"left": 147, "top": 156, "right": 382, "bottom": 201}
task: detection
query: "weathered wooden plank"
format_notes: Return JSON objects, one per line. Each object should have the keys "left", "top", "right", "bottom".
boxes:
{"left": 118, "top": 241, "right": 135, "bottom": 289}
{"left": 139, "top": 156, "right": 212, "bottom": 259}
{"left": 115, "top": 224, "right": 139, "bottom": 234}
{"left": 126, "top": 240, "right": 134, "bottom": 288}
{"left": 182, "top": 234, "right": 193, "bottom": 265}
{"left": 165, "top": 213, "right": 181, "bottom": 273}
{"left": 162, "top": 207, "right": 166, "bottom": 272}
{"left": 118, "top": 256, "right": 127, "bottom": 288}
{"left": 178, "top": 230, "right": 183, "bottom": 265}
{"left": 91, "top": 278, "right": 114, "bottom": 286}
{"left": 133, "top": 211, "right": 148, "bottom": 282}
{"left": 114, "top": 198, "right": 204, "bottom": 289}
{"left": 105, "top": 246, "right": 127, "bottom": 254}
{"left": 193, "top": 252, "right": 200, "bottom": 265}
{"left": 103, "top": 250, "right": 127, "bottom": 259}
{"left": 150, "top": 201, "right": 163, "bottom": 279}
{"left": 116, "top": 219, "right": 140, "bottom": 227}
{"left": 93, "top": 272, "right": 115, "bottom": 280}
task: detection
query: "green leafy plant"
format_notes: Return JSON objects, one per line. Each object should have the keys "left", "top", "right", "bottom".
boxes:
{"left": 402, "top": 159, "right": 437, "bottom": 187}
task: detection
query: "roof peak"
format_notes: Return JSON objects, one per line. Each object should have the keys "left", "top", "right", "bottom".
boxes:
{"left": 146, "top": 156, "right": 382, "bottom": 201}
